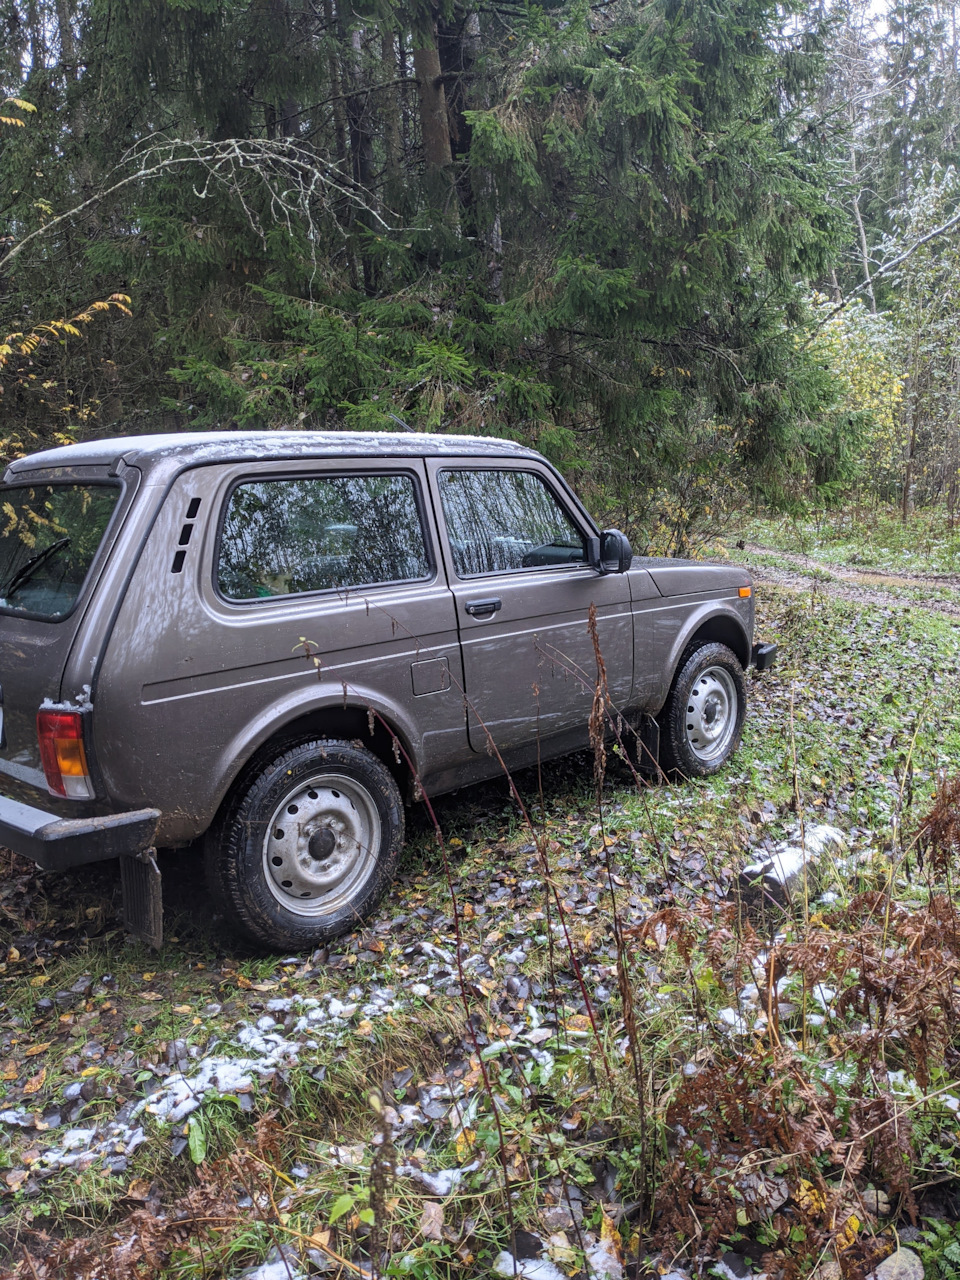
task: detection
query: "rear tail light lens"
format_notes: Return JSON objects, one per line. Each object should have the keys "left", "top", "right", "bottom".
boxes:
{"left": 37, "top": 710, "right": 95, "bottom": 800}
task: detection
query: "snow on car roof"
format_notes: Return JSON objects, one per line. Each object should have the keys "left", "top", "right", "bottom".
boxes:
{"left": 6, "top": 430, "right": 539, "bottom": 476}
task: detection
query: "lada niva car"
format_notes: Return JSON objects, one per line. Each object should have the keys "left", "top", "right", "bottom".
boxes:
{"left": 0, "top": 431, "right": 775, "bottom": 950}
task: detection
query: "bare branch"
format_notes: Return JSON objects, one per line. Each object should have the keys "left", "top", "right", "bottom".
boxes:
{"left": 0, "top": 135, "right": 400, "bottom": 273}
{"left": 804, "top": 205, "right": 960, "bottom": 343}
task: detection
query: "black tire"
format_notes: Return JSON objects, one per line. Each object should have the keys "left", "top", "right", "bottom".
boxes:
{"left": 205, "top": 738, "right": 404, "bottom": 952}
{"left": 658, "top": 642, "right": 746, "bottom": 779}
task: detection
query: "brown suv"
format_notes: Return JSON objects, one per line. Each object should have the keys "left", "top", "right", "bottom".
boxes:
{"left": 0, "top": 431, "right": 774, "bottom": 950}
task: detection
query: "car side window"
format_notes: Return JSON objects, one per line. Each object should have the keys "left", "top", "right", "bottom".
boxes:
{"left": 438, "top": 469, "right": 586, "bottom": 577}
{"left": 218, "top": 473, "right": 430, "bottom": 600}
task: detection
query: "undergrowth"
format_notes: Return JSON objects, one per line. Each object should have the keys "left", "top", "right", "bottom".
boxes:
{"left": 2, "top": 580, "right": 960, "bottom": 1278}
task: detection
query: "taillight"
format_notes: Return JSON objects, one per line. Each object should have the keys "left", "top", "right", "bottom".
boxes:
{"left": 37, "top": 710, "right": 95, "bottom": 800}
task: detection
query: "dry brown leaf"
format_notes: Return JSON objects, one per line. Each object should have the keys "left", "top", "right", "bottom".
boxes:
{"left": 24, "top": 1042, "right": 50, "bottom": 1057}
{"left": 420, "top": 1200, "right": 444, "bottom": 1241}
{"left": 23, "top": 1066, "right": 46, "bottom": 1094}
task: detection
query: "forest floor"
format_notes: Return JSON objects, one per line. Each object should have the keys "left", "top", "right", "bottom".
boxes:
{"left": 2, "top": 515, "right": 960, "bottom": 1280}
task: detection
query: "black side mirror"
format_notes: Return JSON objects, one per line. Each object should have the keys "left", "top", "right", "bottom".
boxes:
{"left": 590, "top": 529, "right": 632, "bottom": 574}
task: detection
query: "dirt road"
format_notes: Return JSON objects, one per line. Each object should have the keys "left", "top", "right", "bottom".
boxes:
{"left": 738, "top": 541, "right": 960, "bottom": 616}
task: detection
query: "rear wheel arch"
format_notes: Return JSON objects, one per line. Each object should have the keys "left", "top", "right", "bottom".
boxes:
{"left": 218, "top": 702, "right": 418, "bottom": 822}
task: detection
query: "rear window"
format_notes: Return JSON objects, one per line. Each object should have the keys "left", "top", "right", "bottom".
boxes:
{"left": 0, "top": 483, "right": 121, "bottom": 620}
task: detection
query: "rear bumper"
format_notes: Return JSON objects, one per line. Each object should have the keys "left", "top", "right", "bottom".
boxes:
{"left": 0, "top": 795, "right": 161, "bottom": 871}
{"left": 751, "top": 642, "right": 778, "bottom": 672}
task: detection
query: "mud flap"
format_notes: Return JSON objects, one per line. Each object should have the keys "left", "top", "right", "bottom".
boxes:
{"left": 637, "top": 714, "right": 661, "bottom": 782}
{"left": 121, "top": 847, "right": 163, "bottom": 949}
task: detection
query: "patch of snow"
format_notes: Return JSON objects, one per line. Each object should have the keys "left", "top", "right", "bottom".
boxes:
{"left": 397, "top": 1161, "right": 479, "bottom": 1196}
{"left": 493, "top": 1254, "right": 566, "bottom": 1280}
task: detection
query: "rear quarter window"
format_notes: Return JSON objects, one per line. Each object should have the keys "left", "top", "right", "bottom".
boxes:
{"left": 0, "top": 483, "right": 121, "bottom": 620}
{"left": 217, "top": 473, "right": 431, "bottom": 600}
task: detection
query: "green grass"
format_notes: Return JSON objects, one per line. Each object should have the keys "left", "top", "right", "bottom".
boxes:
{"left": 733, "top": 502, "right": 960, "bottom": 575}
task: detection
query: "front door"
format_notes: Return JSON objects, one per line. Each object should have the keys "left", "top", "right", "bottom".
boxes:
{"left": 428, "top": 462, "right": 634, "bottom": 754}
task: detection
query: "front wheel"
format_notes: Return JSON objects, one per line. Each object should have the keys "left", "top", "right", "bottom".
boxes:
{"left": 658, "top": 642, "right": 746, "bottom": 779}
{"left": 206, "top": 739, "right": 404, "bottom": 952}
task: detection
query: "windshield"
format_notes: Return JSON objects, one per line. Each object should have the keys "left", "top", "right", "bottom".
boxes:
{"left": 0, "top": 483, "right": 120, "bottom": 620}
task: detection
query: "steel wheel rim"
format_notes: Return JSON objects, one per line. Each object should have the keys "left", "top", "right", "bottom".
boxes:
{"left": 262, "top": 772, "right": 381, "bottom": 916}
{"left": 684, "top": 665, "right": 738, "bottom": 763}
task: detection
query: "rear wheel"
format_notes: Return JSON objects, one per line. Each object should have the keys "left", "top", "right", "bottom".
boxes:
{"left": 658, "top": 642, "right": 746, "bottom": 778}
{"left": 206, "top": 739, "right": 404, "bottom": 952}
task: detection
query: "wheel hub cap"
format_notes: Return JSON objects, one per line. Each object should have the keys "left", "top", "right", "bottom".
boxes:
{"left": 685, "top": 666, "right": 737, "bottom": 763}
{"left": 262, "top": 772, "right": 381, "bottom": 915}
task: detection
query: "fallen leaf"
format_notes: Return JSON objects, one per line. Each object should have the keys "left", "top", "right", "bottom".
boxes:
{"left": 250, "top": 981, "right": 278, "bottom": 992}
{"left": 141, "top": 992, "right": 162, "bottom": 1002}
{"left": 5, "top": 1170, "right": 28, "bottom": 1191}
{"left": 80, "top": 1066, "right": 99, "bottom": 1077}
{"left": 29, "top": 975, "right": 49, "bottom": 987}
{"left": 126, "top": 1178, "right": 152, "bottom": 1200}
{"left": 547, "top": 1232, "right": 577, "bottom": 1267}
{"left": 796, "top": 1178, "right": 826, "bottom": 1214}
{"left": 836, "top": 1213, "right": 860, "bottom": 1252}
{"left": 455, "top": 1129, "right": 476, "bottom": 1160}
{"left": 172, "top": 1005, "right": 192, "bottom": 1014}
{"left": 24, "top": 1042, "right": 50, "bottom": 1057}
{"left": 420, "top": 1201, "right": 444, "bottom": 1241}
{"left": 23, "top": 1067, "right": 45, "bottom": 1094}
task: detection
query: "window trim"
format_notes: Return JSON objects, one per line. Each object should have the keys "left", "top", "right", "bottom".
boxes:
{"left": 0, "top": 479, "right": 125, "bottom": 625}
{"left": 436, "top": 465, "right": 592, "bottom": 581}
{"left": 213, "top": 467, "right": 437, "bottom": 606}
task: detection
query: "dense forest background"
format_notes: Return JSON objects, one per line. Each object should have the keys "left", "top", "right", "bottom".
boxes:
{"left": 1, "top": 0, "right": 959, "bottom": 550}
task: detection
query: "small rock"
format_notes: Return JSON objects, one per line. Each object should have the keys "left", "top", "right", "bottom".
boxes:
{"left": 860, "top": 1186, "right": 891, "bottom": 1216}
{"left": 165, "top": 1039, "right": 189, "bottom": 1068}
{"left": 866, "top": 1248, "right": 924, "bottom": 1280}
{"left": 812, "top": 1261, "right": 841, "bottom": 1280}
{"left": 539, "top": 1206, "right": 574, "bottom": 1232}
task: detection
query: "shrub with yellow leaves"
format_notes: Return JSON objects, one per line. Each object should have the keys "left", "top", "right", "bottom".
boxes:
{"left": 805, "top": 293, "right": 905, "bottom": 499}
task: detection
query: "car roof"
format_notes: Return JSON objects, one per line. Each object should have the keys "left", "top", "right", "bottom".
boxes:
{"left": 5, "top": 430, "right": 541, "bottom": 477}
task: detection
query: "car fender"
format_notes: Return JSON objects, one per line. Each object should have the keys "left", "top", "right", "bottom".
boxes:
{"left": 656, "top": 601, "right": 752, "bottom": 710}
{"left": 211, "top": 680, "right": 424, "bottom": 818}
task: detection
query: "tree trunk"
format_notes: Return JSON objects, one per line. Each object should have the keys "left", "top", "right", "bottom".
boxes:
{"left": 437, "top": 11, "right": 479, "bottom": 212}
{"left": 413, "top": 29, "right": 458, "bottom": 227}
{"left": 346, "top": 28, "right": 377, "bottom": 292}
{"left": 381, "top": 32, "right": 404, "bottom": 214}
{"left": 902, "top": 376, "right": 918, "bottom": 522}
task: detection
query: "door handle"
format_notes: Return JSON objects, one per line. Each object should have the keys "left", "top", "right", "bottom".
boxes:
{"left": 464, "top": 597, "right": 502, "bottom": 618}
